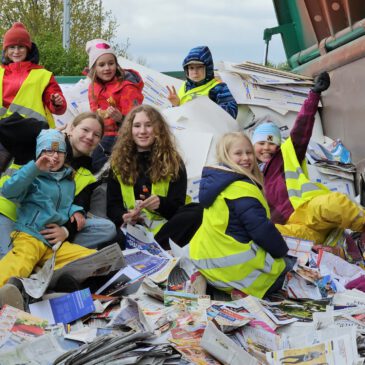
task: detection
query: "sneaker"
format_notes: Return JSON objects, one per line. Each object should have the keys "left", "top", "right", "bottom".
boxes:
{"left": 54, "top": 273, "right": 81, "bottom": 293}
{"left": 0, "top": 284, "right": 24, "bottom": 310}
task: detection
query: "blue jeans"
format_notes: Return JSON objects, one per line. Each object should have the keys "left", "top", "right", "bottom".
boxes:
{"left": 0, "top": 214, "right": 15, "bottom": 258}
{"left": 73, "top": 216, "right": 117, "bottom": 249}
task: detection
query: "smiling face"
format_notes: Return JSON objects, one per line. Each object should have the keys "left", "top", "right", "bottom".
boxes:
{"left": 40, "top": 150, "right": 66, "bottom": 171}
{"left": 254, "top": 141, "right": 278, "bottom": 163}
{"left": 6, "top": 45, "right": 28, "bottom": 62}
{"left": 69, "top": 117, "right": 103, "bottom": 157}
{"left": 228, "top": 137, "right": 255, "bottom": 173}
{"left": 94, "top": 53, "right": 117, "bottom": 82}
{"left": 187, "top": 63, "right": 206, "bottom": 82}
{"left": 132, "top": 111, "right": 156, "bottom": 151}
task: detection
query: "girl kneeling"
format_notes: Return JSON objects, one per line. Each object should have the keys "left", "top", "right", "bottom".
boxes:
{"left": 190, "top": 132, "right": 293, "bottom": 298}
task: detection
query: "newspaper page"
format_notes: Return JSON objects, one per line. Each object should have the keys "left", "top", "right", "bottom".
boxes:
{"left": 283, "top": 236, "right": 313, "bottom": 265}
{"left": 124, "top": 248, "right": 178, "bottom": 283}
{"left": 201, "top": 322, "right": 259, "bottom": 365}
{"left": 122, "top": 224, "right": 172, "bottom": 259}
{"left": 266, "top": 333, "right": 357, "bottom": 365}
{"left": 0, "top": 334, "right": 68, "bottom": 365}
{"left": 49, "top": 243, "right": 125, "bottom": 288}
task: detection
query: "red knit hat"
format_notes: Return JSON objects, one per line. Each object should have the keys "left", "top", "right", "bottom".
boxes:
{"left": 3, "top": 22, "right": 32, "bottom": 49}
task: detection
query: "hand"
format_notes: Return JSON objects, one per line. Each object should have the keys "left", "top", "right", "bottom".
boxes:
{"left": 106, "top": 106, "right": 123, "bottom": 122}
{"left": 36, "top": 155, "right": 58, "bottom": 172}
{"left": 139, "top": 195, "right": 160, "bottom": 211}
{"left": 71, "top": 211, "right": 86, "bottom": 231}
{"left": 166, "top": 85, "right": 180, "bottom": 106}
{"left": 122, "top": 207, "right": 142, "bottom": 225}
{"left": 51, "top": 93, "right": 64, "bottom": 107}
{"left": 311, "top": 71, "right": 330, "bottom": 93}
{"left": 40, "top": 223, "right": 68, "bottom": 244}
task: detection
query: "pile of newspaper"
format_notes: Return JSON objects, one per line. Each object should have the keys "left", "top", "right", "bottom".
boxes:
{"left": 2, "top": 224, "right": 365, "bottom": 364}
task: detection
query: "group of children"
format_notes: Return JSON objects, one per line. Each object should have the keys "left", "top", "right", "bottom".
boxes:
{"left": 0, "top": 21, "right": 365, "bottom": 308}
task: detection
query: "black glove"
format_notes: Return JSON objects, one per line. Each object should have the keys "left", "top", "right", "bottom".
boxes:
{"left": 311, "top": 71, "right": 330, "bottom": 93}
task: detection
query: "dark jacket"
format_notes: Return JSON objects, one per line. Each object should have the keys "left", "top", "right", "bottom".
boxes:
{"left": 107, "top": 151, "right": 187, "bottom": 227}
{"left": 199, "top": 165, "right": 288, "bottom": 258}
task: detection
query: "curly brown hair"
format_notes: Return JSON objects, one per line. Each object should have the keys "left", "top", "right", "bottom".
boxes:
{"left": 111, "top": 105, "right": 183, "bottom": 184}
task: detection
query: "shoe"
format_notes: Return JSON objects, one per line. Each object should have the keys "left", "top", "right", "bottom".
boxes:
{"left": 54, "top": 273, "right": 81, "bottom": 293}
{"left": 0, "top": 284, "right": 24, "bottom": 311}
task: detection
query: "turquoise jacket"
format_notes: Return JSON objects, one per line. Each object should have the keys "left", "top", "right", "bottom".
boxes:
{"left": 2, "top": 160, "right": 83, "bottom": 246}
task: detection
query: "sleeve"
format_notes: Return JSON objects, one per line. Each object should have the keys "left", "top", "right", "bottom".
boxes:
{"left": 88, "top": 85, "right": 98, "bottom": 112}
{"left": 2, "top": 161, "right": 40, "bottom": 203}
{"left": 232, "top": 197, "right": 288, "bottom": 258}
{"left": 106, "top": 170, "right": 127, "bottom": 227}
{"left": 290, "top": 90, "right": 321, "bottom": 163}
{"left": 209, "top": 82, "right": 238, "bottom": 119}
{"left": 156, "top": 162, "right": 187, "bottom": 219}
{"left": 118, "top": 84, "right": 144, "bottom": 116}
{"left": 42, "top": 75, "right": 67, "bottom": 115}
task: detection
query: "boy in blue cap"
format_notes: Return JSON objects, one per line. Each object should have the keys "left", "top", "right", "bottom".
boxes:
{"left": 167, "top": 45, "right": 238, "bottom": 119}
{"left": 0, "top": 129, "right": 96, "bottom": 309}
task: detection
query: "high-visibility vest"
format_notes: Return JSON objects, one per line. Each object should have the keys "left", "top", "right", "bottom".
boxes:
{"left": 178, "top": 78, "right": 220, "bottom": 105}
{"left": 0, "top": 165, "right": 95, "bottom": 222}
{"left": 116, "top": 174, "right": 170, "bottom": 234}
{"left": 281, "top": 137, "right": 329, "bottom": 210}
{"left": 190, "top": 180, "right": 285, "bottom": 299}
{"left": 0, "top": 163, "right": 21, "bottom": 220}
{"left": 0, "top": 67, "right": 55, "bottom": 128}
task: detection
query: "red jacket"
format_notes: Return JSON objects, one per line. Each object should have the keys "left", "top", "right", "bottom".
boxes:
{"left": 88, "top": 69, "right": 144, "bottom": 136}
{"left": 1, "top": 61, "right": 67, "bottom": 115}
{"left": 262, "top": 90, "right": 321, "bottom": 224}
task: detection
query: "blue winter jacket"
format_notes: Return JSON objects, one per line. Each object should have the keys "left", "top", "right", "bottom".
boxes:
{"left": 199, "top": 166, "right": 288, "bottom": 258}
{"left": 182, "top": 46, "right": 238, "bottom": 119}
{"left": 2, "top": 160, "right": 83, "bottom": 246}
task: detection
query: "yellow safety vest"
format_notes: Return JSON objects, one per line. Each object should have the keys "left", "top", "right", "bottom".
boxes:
{"left": 0, "top": 67, "right": 55, "bottom": 128}
{"left": 281, "top": 137, "right": 329, "bottom": 210}
{"left": 178, "top": 78, "right": 220, "bottom": 105}
{"left": 0, "top": 165, "right": 95, "bottom": 222}
{"left": 116, "top": 174, "right": 170, "bottom": 234}
{"left": 190, "top": 180, "right": 286, "bottom": 299}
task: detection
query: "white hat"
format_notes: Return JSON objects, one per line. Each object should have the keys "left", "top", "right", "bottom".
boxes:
{"left": 85, "top": 39, "right": 117, "bottom": 69}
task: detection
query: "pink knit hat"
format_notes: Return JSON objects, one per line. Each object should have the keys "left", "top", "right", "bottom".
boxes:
{"left": 3, "top": 22, "right": 32, "bottom": 49}
{"left": 85, "top": 39, "right": 117, "bottom": 69}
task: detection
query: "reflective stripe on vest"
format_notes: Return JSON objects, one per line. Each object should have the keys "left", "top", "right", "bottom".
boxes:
{"left": 0, "top": 67, "right": 55, "bottom": 128}
{"left": 0, "top": 163, "right": 22, "bottom": 221}
{"left": 190, "top": 180, "right": 285, "bottom": 299}
{"left": 281, "top": 137, "right": 329, "bottom": 209}
{"left": 116, "top": 173, "right": 170, "bottom": 234}
{"left": 74, "top": 167, "right": 97, "bottom": 196}
{"left": 178, "top": 79, "right": 220, "bottom": 105}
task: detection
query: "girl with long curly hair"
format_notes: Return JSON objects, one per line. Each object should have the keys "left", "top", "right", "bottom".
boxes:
{"left": 107, "top": 105, "right": 188, "bottom": 249}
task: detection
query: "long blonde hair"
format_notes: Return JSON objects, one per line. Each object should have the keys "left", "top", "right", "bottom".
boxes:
{"left": 216, "top": 131, "right": 263, "bottom": 187}
{"left": 111, "top": 105, "right": 183, "bottom": 184}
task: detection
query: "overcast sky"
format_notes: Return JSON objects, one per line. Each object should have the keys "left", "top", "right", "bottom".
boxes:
{"left": 102, "top": 0, "right": 287, "bottom": 72}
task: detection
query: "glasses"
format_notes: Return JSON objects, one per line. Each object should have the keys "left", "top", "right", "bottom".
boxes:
{"left": 8, "top": 45, "right": 27, "bottom": 51}
{"left": 43, "top": 150, "right": 66, "bottom": 156}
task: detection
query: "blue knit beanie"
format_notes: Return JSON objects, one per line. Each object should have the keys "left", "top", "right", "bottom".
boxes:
{"left": 252, "top": 122, "right": 281, "bottom": 146}
{"left": 36, "top": 129, "right": 66, "bottom": 159}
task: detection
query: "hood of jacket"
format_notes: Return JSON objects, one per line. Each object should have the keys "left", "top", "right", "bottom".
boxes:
{"left": 182, "top": 46, "right": 214, "bottom": 90}
{"left": 199, "top": 165, "right": 254, "bottom": 208}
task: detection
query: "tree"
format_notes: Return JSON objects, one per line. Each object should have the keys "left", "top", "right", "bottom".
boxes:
{"left": 0, "top": 0, "right": 127, "bottom": 75}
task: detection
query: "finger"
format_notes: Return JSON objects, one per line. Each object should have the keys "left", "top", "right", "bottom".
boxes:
{"left": 172, "top": 86, "right": 176, "bottom": 94}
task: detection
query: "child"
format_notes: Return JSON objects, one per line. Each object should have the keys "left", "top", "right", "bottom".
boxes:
{"left": 0, "top": 129, "right": 96, "bottom": 309}
{"left": 0, "top": 22, "right": 67, "bottom": 171}
{"left": 107, "top": 105, "right": 188, "bottom": 249}
{"left": 167, "top": 45, "right": 238, "bottom": 119}
{"left": 86, "top": 39, "right": 144, "bottom": 172}
{"left": 190, "top": 132, "right": 291, "bottom": 298}
{"left": 252, "top": 72, "right": 365, "bottom": 244}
